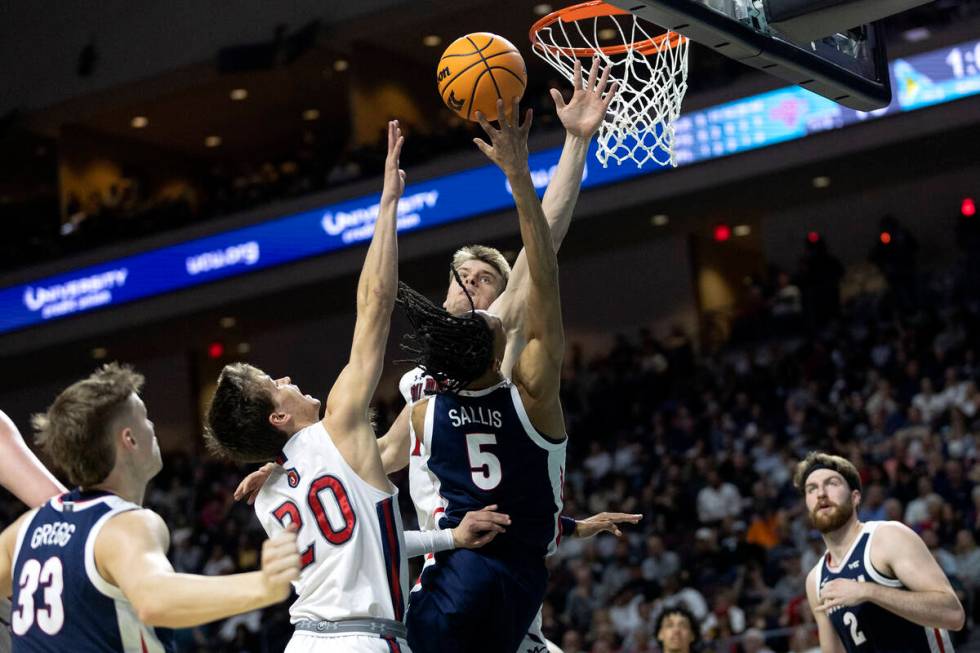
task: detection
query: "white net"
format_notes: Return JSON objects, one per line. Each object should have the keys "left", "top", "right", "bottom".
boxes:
{"left": 532, "top": 4, "right": 690, "bottom": 168}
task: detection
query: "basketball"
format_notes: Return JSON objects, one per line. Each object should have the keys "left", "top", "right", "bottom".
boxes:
{"left": 436, "top": 32, "right": 527, "bottom": 122}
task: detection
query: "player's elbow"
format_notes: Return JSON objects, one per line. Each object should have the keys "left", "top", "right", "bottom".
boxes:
{"left": 134, "top": 596, "right": 169, "bottom": 627}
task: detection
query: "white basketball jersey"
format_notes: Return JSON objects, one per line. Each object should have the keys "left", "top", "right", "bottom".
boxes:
{"left": 254, "top": 422, "right": 408, "bottom": 624}
{"left": 399, "top": 368, "right": 446, "bottom": 533}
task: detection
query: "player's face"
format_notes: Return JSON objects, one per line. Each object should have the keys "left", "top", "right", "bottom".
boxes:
{"left": 804, "top": 469, "right": 858, "bottom": 533}
{"left": 443, "top": 260, "right": 504, "bottom": 315}
{"left": 659, "top": 613, "right": 694, "bottom": 653}
{"left": 268, "top": 375, "right": 321, "bottom": 425}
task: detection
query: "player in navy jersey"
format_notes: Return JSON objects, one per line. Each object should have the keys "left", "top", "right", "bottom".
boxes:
{"left": 796, "top": 452, "right": 964, "bottom": 653}
{"left": 394, "top": 96, "right": 573, "bottom": 653}
{"left": 0, "top": 364, "right": 301, "bottom": 653}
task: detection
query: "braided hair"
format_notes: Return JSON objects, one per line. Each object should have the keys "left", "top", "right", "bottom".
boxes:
{"left": 397, "top": 269, "right": 496, "bottom": 393}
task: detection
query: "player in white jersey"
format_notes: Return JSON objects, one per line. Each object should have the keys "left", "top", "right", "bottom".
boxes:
{"left": 235, "top": 61, "right": 636, "bottom": 652}
{"left": 205, "top": 121, "right": 478, "bottom": 652}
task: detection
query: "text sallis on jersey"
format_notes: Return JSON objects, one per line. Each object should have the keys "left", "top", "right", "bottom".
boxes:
{"left": 448, "top": 406, "right": 503, "bottom": 429}
{"left": 30, "top": 522, "right": 76, "bottom": 548}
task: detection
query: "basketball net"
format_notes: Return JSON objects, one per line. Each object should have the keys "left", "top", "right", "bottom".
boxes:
{"left": 530, "top": 1, "right": 690, "bottom": 168}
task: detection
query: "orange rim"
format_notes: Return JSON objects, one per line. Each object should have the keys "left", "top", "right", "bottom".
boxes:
{"left": 529, "top": 0, "right": 686, "bottom": 57}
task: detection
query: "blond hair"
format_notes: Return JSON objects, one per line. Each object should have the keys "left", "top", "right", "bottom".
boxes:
{"left": 450, "top": 245, "right": 511, "bottom": 291}
{"left": 33, "top": 363, "right": 144, "bottom": 486}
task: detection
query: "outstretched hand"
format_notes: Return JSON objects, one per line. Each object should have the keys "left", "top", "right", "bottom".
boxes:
{"left": 381, "top": 119, "right": 406, "bottom": 206}
{"left": 574, "top": 512, "right": 642, "bottom": 538}
{"left": 473, "top": 98, "right": 532, "bottom": 177}
{"left": 552, "top": 58, "right": 619, "bottom": 139}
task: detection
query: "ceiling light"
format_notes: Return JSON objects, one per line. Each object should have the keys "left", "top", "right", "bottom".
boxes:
{"left": 230, "top": 88, "right": 248, "bottom": 101}
{"left": 901, "top": 27, "right": 930, "bottom": 43}
{"left": 205, "top": 135, "right": 222, "bottom": 148}
{"left": 734, "top": 224, "right": 752, "bottom": 237}
{"left": 812, "top": 176, "right": 831, "bottom": 188}
{"left": 219, "top": 316, "right": 236, "bottom": 328}
{"left": 237, "top": 342, "right": 251, "bottom": 354}
{"left": 91, "top": 347, "right": 108, "bottom": 359}
{"left": 333, "top": 59, "right": 349, "bottom": 72}
{"left": 423, "top": 35, "right": 442, "bottom": 47}
{"left": 651, "top": 214, "right": 669, "bottom": 226}
{"left": 302, "top": 109, "right": 320, "bottom": 121}
{"left": 598, "top": 28, "right": 618, "bottom": 40}
{"left": 533, "top": 4, "right": 553, "bottom": 15}
{"left": 131, "top": 116, "right": 148, "bottom": 129}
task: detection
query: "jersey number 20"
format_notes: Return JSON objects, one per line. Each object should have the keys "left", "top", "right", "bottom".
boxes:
{"left": 272, "top": 474, "right": 357, "bottom": 569}
{"left": 12, "top": 557, "right": 64, "bottom": 636}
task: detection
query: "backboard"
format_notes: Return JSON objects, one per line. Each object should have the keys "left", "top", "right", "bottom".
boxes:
{"left": 605, "top": 0, "right": 927, "bottom": 110}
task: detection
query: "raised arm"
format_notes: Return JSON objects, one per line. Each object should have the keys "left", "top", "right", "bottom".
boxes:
{"left": 324, "top": 121, "right": 404, "bottom": 457}
{"left": 97, "top": 509, "right": 299, "bottom": 628}
{"left": 474, "top": 100, "right": 565, "bottom": 437}
{"left": 490, "top": 61, "right": 617, "bottom": 374}
{"left": 0, "top": 410, "right": 66, "bottom": 507}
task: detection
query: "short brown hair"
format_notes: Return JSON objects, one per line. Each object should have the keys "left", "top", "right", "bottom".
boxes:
{"left": 32, "top": 363, "right": 144, "bottom": 487}
{"left": 793, "top": 451, "right": 862, "bottom": 494}
{"left": 450, "top": 245, "right": 511, "bottom": 291}
{"left": 204, "top": 363, "right": 284, "bottom": 463}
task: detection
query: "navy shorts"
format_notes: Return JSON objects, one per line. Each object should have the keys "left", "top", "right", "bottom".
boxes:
{"left": 405, "top": 548, "right": 547, "bottom": 653}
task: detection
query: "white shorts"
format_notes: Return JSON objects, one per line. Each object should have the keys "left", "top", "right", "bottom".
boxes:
{"left": 285, "top": 632, "right": 412, "bottom": 653}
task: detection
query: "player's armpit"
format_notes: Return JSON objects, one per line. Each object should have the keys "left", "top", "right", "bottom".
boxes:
{"left": 0, "top": 512, "right": 33, "bottom": 597}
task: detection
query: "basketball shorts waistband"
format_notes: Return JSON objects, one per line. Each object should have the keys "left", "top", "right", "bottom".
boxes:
{"left": 293, "top": 617, "right": 407, "bottom": 640}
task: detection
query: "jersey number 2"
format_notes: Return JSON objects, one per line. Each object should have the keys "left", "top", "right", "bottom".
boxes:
{"left": 466, "top": 433, "right": 502, "bottom": 490}
{"left": 12, "top": 557, "right": 64, "bottom": 636}
{"left": 843, "top": 612, "right": 867, "bottom": 645}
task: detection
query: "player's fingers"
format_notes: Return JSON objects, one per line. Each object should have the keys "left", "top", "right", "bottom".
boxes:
{"left": 474, "top": 111, "right": 495, "bottom": 136}
{"left": 596, "top": 62, "right": 612, "bottom": 94}
{"left": 521, "top": 108, "right": 533, "bottom": 135}
{"left": 496, "top": 99, "right": 510, "bottom": 128}
{"left": 602, "top": 82, "right": 620, "bottom": 110}
{"left": 479, "top": 504, "right": 499, "bottom": 512}
{"left": 246, "top": 490, "right": 258, "bottom": 506}
{"left": 586, "top": 56, "right": 600, "bottom": 90}
{"left": 572, "top": 58, "right": 583, "bottom": 90}
{"left": 472, "top": 138, "right": 493, "bottom": 158}
{"left": 602, "top": 513, "right": 643, "bottom": 523}
{"left": 511, "top": 96, "right": 521, "bottom": 127}
{"left": 549, "top": 88, "right": 566, "bottom": 111}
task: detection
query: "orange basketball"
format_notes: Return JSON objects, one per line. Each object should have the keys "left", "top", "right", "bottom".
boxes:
{"left": 436, "top": 32, "right": 527, "bottom": 122}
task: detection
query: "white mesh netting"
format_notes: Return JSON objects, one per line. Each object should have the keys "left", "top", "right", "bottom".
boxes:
{"left": 532, "top": 6, "right": 690, "bottom": 168}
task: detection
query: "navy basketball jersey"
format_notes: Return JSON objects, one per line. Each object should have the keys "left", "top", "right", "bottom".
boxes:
{"left": 816, "top": 521, "right": 953, "bottom": 653}
{"left": 420, "top": 379, "right": 566, "bottom": 559}
{"left": 10, "top": 489, "right": 174, "bottom": 653}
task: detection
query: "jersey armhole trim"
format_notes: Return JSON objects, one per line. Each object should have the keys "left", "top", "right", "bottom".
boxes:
{"left": 85, "top": 505, "right": 139, "bottom": 600}
{"left": 11, "top": 507, "right": 41, "bottom": 570}
{"left": 510, "top": 385, "right": 566, "bottom": 451}
{"left": 864, "top": 521, "right": 903, "bottom": 587}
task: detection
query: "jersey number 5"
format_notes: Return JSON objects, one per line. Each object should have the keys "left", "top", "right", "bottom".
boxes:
{"left": 272, "top": 474, "right": 357, "bottom": 569}
{"left": 466, "top": 433, "right": 502, "bottom": 490}
{"left": 12, "top": 557, "right": 64, "bottom": 636}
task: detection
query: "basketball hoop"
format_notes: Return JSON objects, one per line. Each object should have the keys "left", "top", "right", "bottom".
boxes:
{"left": 530, "top": 1, "right": 690, "bottom": 168}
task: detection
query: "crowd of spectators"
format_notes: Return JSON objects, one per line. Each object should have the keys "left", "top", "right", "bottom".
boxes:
{"left": 3, "top": 237, "right": 979, "bottom": 651}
